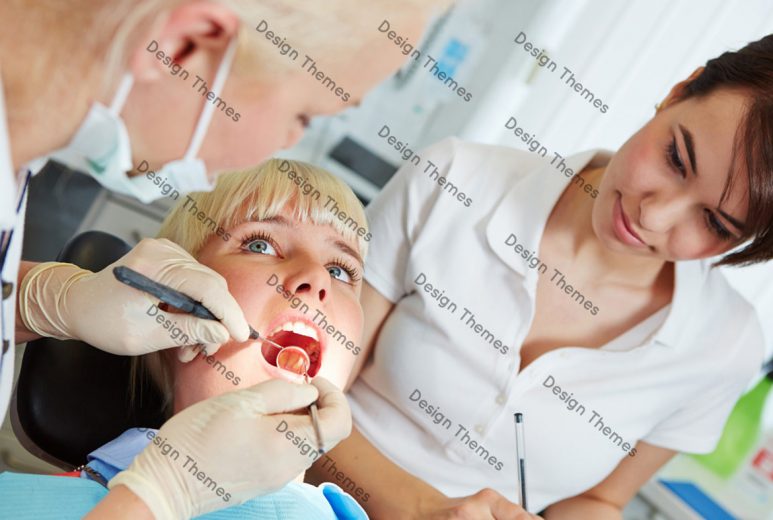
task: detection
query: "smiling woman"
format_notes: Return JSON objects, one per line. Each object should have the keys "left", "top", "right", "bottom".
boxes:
{"left": 309, "top": 34, "right": 773, "bottom": 519}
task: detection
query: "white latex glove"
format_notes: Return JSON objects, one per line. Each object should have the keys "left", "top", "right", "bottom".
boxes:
{"left": 18, "top": 238, "right": 249, "bottom": 356}
{"left": 109, "top": 377, "right": 352, "bottom": 520}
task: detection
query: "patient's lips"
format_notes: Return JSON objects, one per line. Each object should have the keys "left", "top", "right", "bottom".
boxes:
{"left": 261, "top": 320, "right": 322, "bottom": 377}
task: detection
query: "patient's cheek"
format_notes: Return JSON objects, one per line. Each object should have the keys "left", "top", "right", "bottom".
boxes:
{"left": 176, "top": 347, "right": 252, "bottom": 401}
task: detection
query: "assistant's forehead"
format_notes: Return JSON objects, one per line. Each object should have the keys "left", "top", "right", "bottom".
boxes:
{"left": 675, "top": 90, "right": 749, "bottom": 149}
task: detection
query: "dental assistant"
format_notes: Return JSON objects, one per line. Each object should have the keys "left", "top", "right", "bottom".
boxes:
{"left": 0, "top": 1, "right": 447, "bottom": 518}
{"left": 310, "top": 36, "right": 773, "bottom": 518}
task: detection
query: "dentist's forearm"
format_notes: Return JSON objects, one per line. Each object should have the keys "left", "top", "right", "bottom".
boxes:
{"left": 85, "top": 485, "right": 155, "bottom": 520}
{"left": 543, "top": 495, "right": 623, "bottom": 519}
{"left": 306, "top": 426, "right": 444, "bottom": 519}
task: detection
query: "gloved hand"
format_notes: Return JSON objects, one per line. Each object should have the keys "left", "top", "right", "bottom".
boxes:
{"left": 18, "top": 238, "right": 249, "bottom": 356}
{"left": 109, "top": 377, "right": 353, "bottom": 520}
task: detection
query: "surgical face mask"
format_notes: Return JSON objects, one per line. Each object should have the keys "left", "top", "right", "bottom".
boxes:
{"left": 42, "top": 39, "right": 238, "bottom": 204}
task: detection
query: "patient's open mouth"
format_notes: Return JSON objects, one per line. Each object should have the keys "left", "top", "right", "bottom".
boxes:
{"left": 261, "top": 321, "right": 322, "bottom": 377}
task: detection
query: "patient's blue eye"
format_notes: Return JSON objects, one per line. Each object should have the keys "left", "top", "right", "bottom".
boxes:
{"left": 328, "top": 265, "right": 352, "bottom": 283}
{"left": 240, "top": 231, "right": 282, "bottom": 256}
{"left": 244, "top": 238, "right": 278, "bottom": 256}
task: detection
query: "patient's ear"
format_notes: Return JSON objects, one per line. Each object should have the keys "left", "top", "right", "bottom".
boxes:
{"left": 129, "top": 1, "right": 240, "bottom": 82}
{"left": 658, "top": 66, "right": 705, "bottom": 110}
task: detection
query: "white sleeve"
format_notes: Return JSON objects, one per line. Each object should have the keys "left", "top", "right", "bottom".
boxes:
{"left": 642, "top": 314, "right": 764, "bottom": 453}
{"left": 363, "top": 137, "right": 461, "bottom": 302}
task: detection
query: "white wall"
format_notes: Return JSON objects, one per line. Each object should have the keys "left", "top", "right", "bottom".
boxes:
{"left": 476, "top": 0, "right": 773, "bottom": 154}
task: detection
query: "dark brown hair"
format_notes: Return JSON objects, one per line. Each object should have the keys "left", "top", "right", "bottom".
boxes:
{"left": 679, "top": 34, "right": 773, "bottom": 267}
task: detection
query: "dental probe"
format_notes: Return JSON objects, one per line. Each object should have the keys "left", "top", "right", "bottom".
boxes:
{"left": 113, "top": 266, "right": 280, "bottom": 346}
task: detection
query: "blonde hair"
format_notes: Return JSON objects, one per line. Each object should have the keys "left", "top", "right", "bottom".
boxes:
{"left": 134, "top": 158, "right": 369, "bottom": 414}
{"left": 158, "top": 158, "right": 369, "bottom": 257}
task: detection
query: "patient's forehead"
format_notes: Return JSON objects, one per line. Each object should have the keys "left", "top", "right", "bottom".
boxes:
{"left": 238, "top": 207, "right": 365, "bottom": 258}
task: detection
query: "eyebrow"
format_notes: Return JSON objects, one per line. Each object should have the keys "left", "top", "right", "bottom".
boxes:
{"left": 256, "top": 215, "right": 292, "bottom": 226}
{"left": 330, "top": 238, "right": 363, "bottom": 267}
{"left": 256, "top": 215, "right": 364, "bottom": 265}
{"left": 718, "top": 210, "right": 745, "bottom": 232}
{"left": 679, "top": 125, "right": 697, "bottom": 177}
{"left": 679, "top": 124, "right": 746, "bottom": 232}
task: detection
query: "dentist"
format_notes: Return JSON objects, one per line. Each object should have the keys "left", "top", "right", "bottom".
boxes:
{"left": 0, "top": 0, "right": 449, "bottom": 518}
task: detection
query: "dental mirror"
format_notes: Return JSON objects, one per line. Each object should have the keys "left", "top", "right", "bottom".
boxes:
{"left": 258, "top": 337, "right": 323, "bottom": 452}
{"left": 275, "top": 346, "right": 311, "bottom": 375}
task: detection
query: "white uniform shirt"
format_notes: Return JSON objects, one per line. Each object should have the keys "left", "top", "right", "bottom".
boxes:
{"left": 348, "top": 137, "right": 765, "bottom": 512}
{"left": 0, "top": 175, "right": 27, "bottom": 419}
{"left": 0, "top": 71, "right": 29, "bottom": 419}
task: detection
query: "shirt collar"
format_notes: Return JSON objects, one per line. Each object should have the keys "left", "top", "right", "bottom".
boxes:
{"left": 485, "top": 149, "right": 606, "bottom": 279}
{"left": 484, "top": 149, "right": 711, "bottom": 349}
{"left": 651, "top": 258, "right": 710, "bottom": 348}
{"left": 85, "top": 428, "right": 155, "bottom": 481}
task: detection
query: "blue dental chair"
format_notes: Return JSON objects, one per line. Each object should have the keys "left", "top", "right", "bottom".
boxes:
{"left": 10, "top": 231, "right": 166, "bottom": 470}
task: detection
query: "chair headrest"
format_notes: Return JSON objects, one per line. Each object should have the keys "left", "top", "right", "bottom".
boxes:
{"left": 12, "top": 231, "right": 166, "bottom": 469}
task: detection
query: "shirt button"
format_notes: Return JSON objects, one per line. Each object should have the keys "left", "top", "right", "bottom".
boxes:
{"left": 560, "top": 351, "right": 570, "bottom": 358}
{"left": 496, "top": 394, "right": 507, "bottom": 405}
{"left": 474, "top": 424, "right": 485, "bottom": 434}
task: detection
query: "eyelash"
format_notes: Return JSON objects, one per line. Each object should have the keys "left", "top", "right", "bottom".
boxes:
{"left": 664, "top": 137, "right": 733, "bottom": 241}
{"left": 666, "top": 137, "right": 686, "bottom": 176}
{"left": 239, "top": 231, "right": 362, "bottom": 282}
{"left": 240, "top": 231, "right": 279, "bottom": 254}
{"left": 331, "top": 257, "right": 362, "bottom": 284}
{"left": 704, "top": 210, "right": 733, "bottom": 241}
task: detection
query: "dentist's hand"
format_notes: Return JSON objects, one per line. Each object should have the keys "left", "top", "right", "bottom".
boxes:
{"left": 18, "top": 238, "right": 249, "bottom": 356}
{"left": 109, "top": 377, "right": 352, "bottom": 520}
{"left": 420, "top": 489, "right": 542, "bottom": 520}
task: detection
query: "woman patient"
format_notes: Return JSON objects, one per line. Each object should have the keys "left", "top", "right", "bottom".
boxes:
{"left": 1, "top": 159, "right": 370, "bottom": 519}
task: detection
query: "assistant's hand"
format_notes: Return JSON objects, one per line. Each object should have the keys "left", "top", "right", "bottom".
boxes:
{"left": 420, "top": 489, "right": 542, "bottom": 520}
{"left": 109, "top": 377, "right": 352, "bottom": 519}
{"left": 18, "top": 238, "right": 249, "bottom": 356}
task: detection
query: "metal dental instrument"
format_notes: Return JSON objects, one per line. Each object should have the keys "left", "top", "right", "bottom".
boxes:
{"left": 276, "top": 346, "right": 311, "bottom": 374}
{"left": 273, "top": 348, "right": 324, "bottom": 454}
{"left": 113, "top": 266, "right": 263, "bottom": 341}
{"left": 514, "top": 413, "right": 528, "bottom": 512}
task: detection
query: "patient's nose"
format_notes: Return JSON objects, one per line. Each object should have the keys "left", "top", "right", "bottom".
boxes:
{"left": 285, "top": 265, "right": 330, "bottom": 303}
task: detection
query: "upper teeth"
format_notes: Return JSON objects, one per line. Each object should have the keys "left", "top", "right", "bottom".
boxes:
{"left": 271, "top": 321, "right": 319, "bottom": 341}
